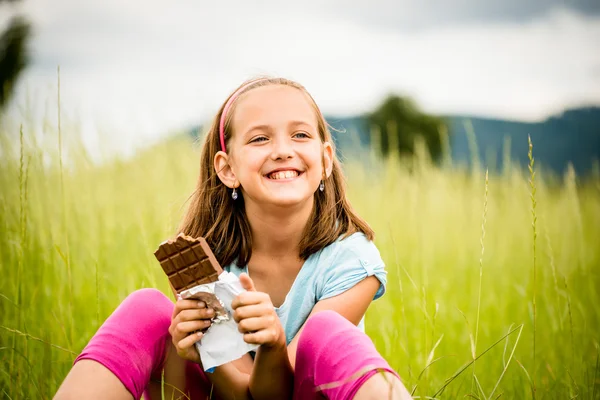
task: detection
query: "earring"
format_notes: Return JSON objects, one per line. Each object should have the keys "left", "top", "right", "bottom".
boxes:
{"left": 232, "top": 187, "right": 238, "bottom": 200}
{"left": 319, "top": 181, "right": 325, "bottom": 192}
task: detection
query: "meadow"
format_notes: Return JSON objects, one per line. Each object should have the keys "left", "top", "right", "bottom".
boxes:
{"left": 0, "top": 118, "right": 599, "bottom": 399}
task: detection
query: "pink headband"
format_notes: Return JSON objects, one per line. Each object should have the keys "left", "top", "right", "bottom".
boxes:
{"left": 219, "top": 78, "right": 270, "bottom": 153}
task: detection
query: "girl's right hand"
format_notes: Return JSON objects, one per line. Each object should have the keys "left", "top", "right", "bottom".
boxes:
{"left": 169, "top": 299, "right": 215, "bottom": 364}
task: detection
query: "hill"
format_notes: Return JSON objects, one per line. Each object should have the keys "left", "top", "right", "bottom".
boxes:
{"left": 326, "top": 107, "right": 600, "bottom": 176}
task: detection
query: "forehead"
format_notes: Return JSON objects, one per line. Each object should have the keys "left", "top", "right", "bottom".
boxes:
{"left": 231, "top": 85, "right": 317, "bottom": 132}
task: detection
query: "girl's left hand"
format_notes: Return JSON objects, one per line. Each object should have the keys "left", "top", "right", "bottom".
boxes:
{"left": 232, "top": 273, "right": 286, "bottom": 349}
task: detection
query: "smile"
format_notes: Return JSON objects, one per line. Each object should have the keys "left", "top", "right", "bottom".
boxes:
{"left": 266, "top": 170, "right": 302, "bottom": 180}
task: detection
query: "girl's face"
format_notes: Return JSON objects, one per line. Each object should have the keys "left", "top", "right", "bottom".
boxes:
{"left": 215, "top": 84, "right": 333, "bottom": 210}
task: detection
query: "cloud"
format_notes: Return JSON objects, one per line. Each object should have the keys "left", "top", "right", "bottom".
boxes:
{"left": 316, "top": 0, "right": 600, "bottom": 30}
{"left": 4, "top": 1, "right": 600, "bottom": 156}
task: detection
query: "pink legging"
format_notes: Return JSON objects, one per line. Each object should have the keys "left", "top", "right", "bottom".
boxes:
{"left": 75, "top": 288, "right": 398, "bottom": 399}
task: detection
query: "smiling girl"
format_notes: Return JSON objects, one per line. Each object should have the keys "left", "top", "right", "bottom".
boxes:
{"left": 55, "top": 78, "right": 411, "bottom": 400}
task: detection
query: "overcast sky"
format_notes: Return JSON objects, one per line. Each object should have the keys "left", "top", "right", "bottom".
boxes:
{"left": 2, "top": 0, "right": 600, "bottom": 155}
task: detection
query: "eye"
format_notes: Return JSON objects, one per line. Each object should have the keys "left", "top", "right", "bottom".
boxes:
{"left": 249, "top": 136, "right": 268, "bottom": 143}
{"left": 293, "top": 131, "right": 310, "bottom": 139}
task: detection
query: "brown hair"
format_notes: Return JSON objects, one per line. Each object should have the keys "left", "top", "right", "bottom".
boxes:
{"left": 177, "top": 77, "right": 374, "bottom": 267}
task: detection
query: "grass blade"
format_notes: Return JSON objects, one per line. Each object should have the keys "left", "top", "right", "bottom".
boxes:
{"left": 488, "top": 324, "right": 524, "bottom": 398}
{"left": 592, "top": 343, "right": 599, "bottom": 400}
{"left": 433, "top": 324, "right": 523, "bottom": 397}
{"left": 473, "top": 169, "right": 489, "bottom": 391}
{"left": 0, "top": 326, "right": 76, "bottom": 355}
{"left": 473, "top": 374, "right": 487, "bottom": 400}
{"left": 528, "top": 135, "right": 538, "bottom": 399}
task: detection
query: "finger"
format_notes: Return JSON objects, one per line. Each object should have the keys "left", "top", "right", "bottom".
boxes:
{"left": 231, "top": 291, "right": 267, "bottom": 310}
{"left": 239, "top": 273, "right": 256, "bottom": 292}
{"left": 172, "top": 299, "right": 207, "bottom": 318}
{"left": 176, "top": 320, "right": 212, "bottom": 335}
{"left": 233, "top": 304, "right": 273, "bottom": 323}
{"left": 177, "top": 331, "right": 204, "bottom": 351}
{"left": 177, "top": 308, "right": 215, "bottom": 322}
{"left": 243, "top": 330, "right": 276, "bottom": 346}
{"left": 238, "top": 317, "right": 268, "bottom": 333}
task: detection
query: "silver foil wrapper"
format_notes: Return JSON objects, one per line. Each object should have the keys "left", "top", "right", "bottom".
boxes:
{"left": 180, "top": 284, "right": 230, "bottom": 324}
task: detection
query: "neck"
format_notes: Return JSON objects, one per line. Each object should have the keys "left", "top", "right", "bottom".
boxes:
{"left": 244, "top": 198, "right": 314, "bottom": 259}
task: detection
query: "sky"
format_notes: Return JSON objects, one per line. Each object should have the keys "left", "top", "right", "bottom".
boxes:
{"left": 2, "top": 0, "right": 600, "bottom": 156}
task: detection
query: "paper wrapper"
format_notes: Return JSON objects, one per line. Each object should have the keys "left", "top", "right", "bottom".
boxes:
{"left": 180, "top": 271, "right": 259, "bottom": 371}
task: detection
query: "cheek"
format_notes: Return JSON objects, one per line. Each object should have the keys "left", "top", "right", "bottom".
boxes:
{"left": 304, "top": 144, "right": 325, "bottom": 169}
{"left": 233, "top": 152, "right": 264, "bottom": 180}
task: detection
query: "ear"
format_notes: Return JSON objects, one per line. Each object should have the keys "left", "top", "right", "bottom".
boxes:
{"left": 322, "top": 141, "right": 334, "bottom": 179}
{"left": 214, "top": 150, "right": 237, "bottom": 188}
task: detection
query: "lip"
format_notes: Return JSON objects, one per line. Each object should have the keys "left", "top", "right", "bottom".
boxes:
{"left": 264, "top": 167, "right": 303, "bottom": 176}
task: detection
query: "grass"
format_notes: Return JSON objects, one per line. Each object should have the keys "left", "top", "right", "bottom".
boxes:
{"left": 0, "top": 116, "right": 599, "bottom": 399}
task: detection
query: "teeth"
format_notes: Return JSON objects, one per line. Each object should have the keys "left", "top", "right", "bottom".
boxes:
{"left": 270, "top": 170, "right": 298, "bottom": 180}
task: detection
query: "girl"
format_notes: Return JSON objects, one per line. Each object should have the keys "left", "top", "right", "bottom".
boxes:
{"left": 55, "top": 77, "right": 412, "bottom": 400}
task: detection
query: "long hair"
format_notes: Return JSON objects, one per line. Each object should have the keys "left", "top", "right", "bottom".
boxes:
{"left": 177, "top": 77, "right": 374, "bottom": 267}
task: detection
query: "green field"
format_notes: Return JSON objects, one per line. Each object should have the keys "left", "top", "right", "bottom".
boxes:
{"left": 1, "top": 123, "right": 599, "bottom": 399}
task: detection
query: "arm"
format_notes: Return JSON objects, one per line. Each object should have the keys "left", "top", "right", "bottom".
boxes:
{"left": 232, "top": 274, "right": 294, "bottom": 400}
{"left": 286, "top": 275, "right": 381, "bottom": 368}
{"left": 251, "top": 338, "right": 293, "bottom": 399}
{"left": 205, "top": 356, "right": 254, "bottom": 400}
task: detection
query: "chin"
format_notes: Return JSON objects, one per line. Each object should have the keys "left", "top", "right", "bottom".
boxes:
{"left": 263, "top": 191, "right": 314, "bottom": 208}
{"left": 268, "top": 197, "right": 310, "bottom": 208}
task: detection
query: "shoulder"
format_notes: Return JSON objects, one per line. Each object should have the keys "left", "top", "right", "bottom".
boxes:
{"left": 324, "top": 232, "right": 383, "bottom": 267}
{"left": 314, "top": 232, "right": 387, "bottom": 301}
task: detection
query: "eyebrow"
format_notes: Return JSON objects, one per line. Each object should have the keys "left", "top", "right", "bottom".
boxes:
{"left": 243, "top": 124, "right": 272, "bottom": 137}
{"left": 288, "top": 120, "right": 315, "bottom": 129}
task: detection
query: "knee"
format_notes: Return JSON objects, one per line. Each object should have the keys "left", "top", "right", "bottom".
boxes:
{"left": 118, "top": 288, "right": 174, "bottom": 330}
{"left": 296, "top": 310, "right": 364, "bottom": 381}
{"left": 298, "top": 310, "right": 347, "bottom": 356}
{"left": 304, "top": 310, "right": 345, "bottom": 335}
{"left": 124, "top": 288, "right": 173, "bottom": 309}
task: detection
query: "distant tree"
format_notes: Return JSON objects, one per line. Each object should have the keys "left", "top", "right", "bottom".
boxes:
{"left": 0, "top": 0, "right": 31, "bottom": 109}
{"left": 366, "top": 95, "right": 447, "bottom": 161}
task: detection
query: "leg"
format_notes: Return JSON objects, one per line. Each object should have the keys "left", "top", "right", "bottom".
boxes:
{"left": 54, "top": 359, "right": 133, "bottom": 400}
{"left": 293, "top": 310, "right": 411, "bottom": 400}
{"left": 353, "top": 371, "right": 412, "bottom": 400}
{"left": 55, "top": 289, "right": 212, "bottom": 400}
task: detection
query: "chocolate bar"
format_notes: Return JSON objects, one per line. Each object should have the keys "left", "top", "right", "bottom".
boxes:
{"left": 154, "top": 233, "right": 223, "bottom": 293}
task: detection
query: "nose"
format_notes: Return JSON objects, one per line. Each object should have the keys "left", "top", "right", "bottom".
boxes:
{"left": 270, "top": 136, "right": 294, "bottom": 160}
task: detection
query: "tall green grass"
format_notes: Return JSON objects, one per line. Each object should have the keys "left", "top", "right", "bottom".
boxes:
{"left": 1, "top": 118, "right": 599, "bottom": 399}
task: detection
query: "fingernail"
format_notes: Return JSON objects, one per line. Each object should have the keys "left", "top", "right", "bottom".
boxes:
{"left": 198, "top": 301, "right": 205, "bottom": 308}
{"left": 197, "top": 331, "right": 203, "bottom": 337}
{"left": 207, "top": 309, "right": 214, "bottom": 316}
